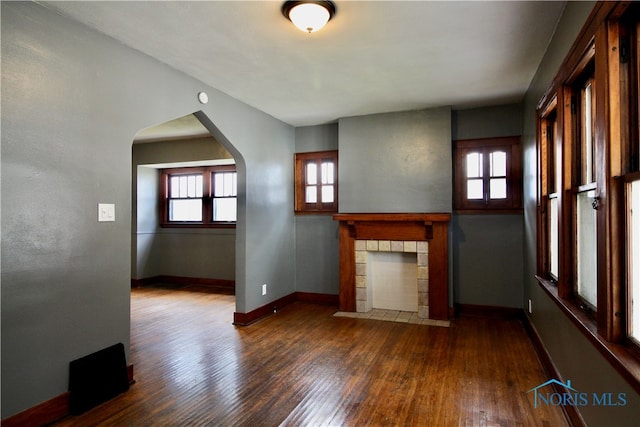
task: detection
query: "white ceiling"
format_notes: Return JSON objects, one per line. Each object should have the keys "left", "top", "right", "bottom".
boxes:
{"left": 42, "top": 0, "right": 566, "bottom": 129}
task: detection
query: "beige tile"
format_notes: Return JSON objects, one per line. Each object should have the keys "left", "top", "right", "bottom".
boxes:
{"left": 366, "top": 240, "right": 379, "bottom": 251}
{"left": 355, "top": 240, "right": 366, "bottom": 251}
{"left": 355, "top": 263, "right": 367, "bottom": 276}
{"left": 418, "top": 292, "right": 429, "bottom": 306}
{"left": 418, "top": 306, "right": 429, "bottom": 318}
{"left": 403, "top": 241, "right": 417, "bottom": 252}
{"left": 355, "top": 275, "right": 366, "bottom": 288}
{"left": 355, "top": 250, "right": 367, "bottom": 263}
{"left": 391, "top": 241, "right": 404, "bottom": 252}
{"left": 378, "top": 240, "right": 391, "bottom": 251}
{"left": 418, "top": 279, "right": 429, "bottom": 293}
{"left": 356, "top": 301, "right": 368, "bottom": 313}
{"left": 417, "top": 253, "right": 428, "bottom": 267}
{"left": 417, "top": 266, "right": 428, "bottom": 279}
{"left": 417, "top": 241, "right": 429, "bottom": 254}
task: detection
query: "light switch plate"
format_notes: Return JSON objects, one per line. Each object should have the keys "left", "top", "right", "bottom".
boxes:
{"left": 98, "top": 203, "right": 115, "bottom": 222}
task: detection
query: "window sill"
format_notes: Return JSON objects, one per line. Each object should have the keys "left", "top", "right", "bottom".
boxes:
{"left": 535, "top": 275, "right": 640, "bottom": 395}
{"left": 454, "top": 208, "right": 523, "bottom": 215}
{"left": 294, "top": 210, "right": 337, "bottom": 216}
{"left": 160, "top": 223, "right": 236, "bottom": 229}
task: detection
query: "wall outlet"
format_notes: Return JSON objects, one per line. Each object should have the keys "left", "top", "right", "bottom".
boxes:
{"left": 262, "top": 284, "right": 267, "bottom": 296}
{"left": 528, "top": 299, "right": 532, "bottom": 314}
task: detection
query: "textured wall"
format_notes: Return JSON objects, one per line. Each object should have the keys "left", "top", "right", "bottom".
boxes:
{"left": 451, "top": 104, "right": 524, "bottom": 308}
{"left": 1, "top": 2, "right": 294, "bottom": 418}
{"left": 294, "top": 124, "right": 340, "bottom": 295}
{"left": 338, "top": 108, "right": 452, "bottom": 214}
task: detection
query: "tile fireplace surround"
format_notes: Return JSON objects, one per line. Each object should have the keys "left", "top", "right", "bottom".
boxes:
{"left": 333, "top": 213, "right": 451, "bottom": 321}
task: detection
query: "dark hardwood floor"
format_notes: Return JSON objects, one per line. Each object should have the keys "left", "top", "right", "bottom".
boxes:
{"left": 53, "top": 285, "right": 569, "bottom": 426}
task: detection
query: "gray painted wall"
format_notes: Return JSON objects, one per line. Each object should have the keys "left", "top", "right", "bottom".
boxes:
{"left": 523, "top": 1, "right": 640, "bottom": 424}
{"left": 1, "top": 2, "right": 294, "bottom": 418}
{"left": 452, "top": 104, "right": 524, "bottom": 308}
{"left": 132, "top": 137, "right": 235, "bottom": 281}
{"left": 338, "top": 107, "right": 452, "bottom": 213}
{"left": 294, "top": 124, "right": 340, "bottom": 295}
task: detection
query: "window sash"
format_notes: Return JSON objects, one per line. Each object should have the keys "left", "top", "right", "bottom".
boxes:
{"left": 454, "top": 138, "right": 520, "bottom": 211}
{"left": 576, "top": 188, "right": 598, "bottom": 309}
{"left": 548, "top": 194, "right": 559, "bottom": 280}
{"left": 627, "top": 179, "right": 640, "bottom": 343}
{"left": 161, "top": 166, "right": 236, "bottom": 227}
{"left": 294, "top": 151, "right": 338, "bottom": 214}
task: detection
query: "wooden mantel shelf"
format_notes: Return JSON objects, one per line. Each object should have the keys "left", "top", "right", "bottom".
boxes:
{"left": 333, "top": 213, "right": 452, "bottom": 222}
{"left": 333, "top": 213, "right": 451, "bottom": 320}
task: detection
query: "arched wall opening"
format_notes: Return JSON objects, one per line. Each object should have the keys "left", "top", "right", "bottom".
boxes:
{"left": 131, "top": 111, "right": 247, "bottom": 316}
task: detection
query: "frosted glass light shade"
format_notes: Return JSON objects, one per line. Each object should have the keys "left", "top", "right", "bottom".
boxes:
{"left": 282, "top": 1, "right": 336, "bottom": 34}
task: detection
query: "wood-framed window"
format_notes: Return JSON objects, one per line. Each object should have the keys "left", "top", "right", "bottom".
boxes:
{"left": 568, "top": 53, "right": 599, "bottom": 314}
{"left": 294, "top": 150, "right": 338, "bottom": 214}
{"left": 160, "top": 165, "right": 236, "bottom": 228}
{"left": 618, "top": 4, "right": 640, "bottom": 350}
{"left": 453, "top": 136, "right": 522, "bottom": 213}
{"left": 534, "top": 0, "right": 640, "bottom": 391}
{"left": 537, "top": 96, "right": 560, "bottom": 282}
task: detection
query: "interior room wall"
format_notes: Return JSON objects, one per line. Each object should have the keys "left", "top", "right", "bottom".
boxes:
{"left": 294, "top": 124, "right": 340, "bottom": 295}
{"left": 451, "top": 104, "right": 524, "bottom": 308}
{"left": 132, "top": 137, "right": 235, "bottom": 282}
{"left": 522, "top": 1, "right": 640, "bottom": 424}
{"left": 1, "top": 2, "right": 294, "bottom": 418}
{"left": 338, "top": 107, "right": 453, "bottom": 214}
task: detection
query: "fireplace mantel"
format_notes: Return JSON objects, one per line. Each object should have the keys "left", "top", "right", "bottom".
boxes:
{"left": 333, "top": 213, "right": 451, "bottom": 320}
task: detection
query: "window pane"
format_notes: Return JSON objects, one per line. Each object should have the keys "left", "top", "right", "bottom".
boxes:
{"left": 169, "top": 199, "right": 202, "bottom": 221}
{"left": 195, "top": 175, "right": 203, "bottom": 197}
{"left": 321, "top": 162, "right": 334, "bottom": 184}
{"left": 549, "top": 197, "right": 559, "bottom": 278}
{"left": 213, "top": 198, "right": 237, "bottom": 222}
{"left": 170, "top": 176, "right": 180, "bottom": 198}
{"left": 306, "top": 163, "right": 317, "bottom": 185}
{"left": 214, "top": 173, "right": 236, "bottom": 197}
{"left": 179, "top": 176, "right": 188, "bottom": 198}
{"left": 630, "top": 181, "right": 640, "bottom": 342}
{"left": 223, "top": 173, "right": 234, "bottom": 196}
{"left": 466, "top": 152, "right": 483, "bottom": 178}
{"left": 490, "top": 178, "right": 507, "bottom": 199}
{"left": 490, "top": 151, "right": 507, "bottom": 177}
{"left": 467, "top": 179, "right": 483, "bottom": 200}
{"left": 187, "top": 175, "right": 196, "bottom": 198}
{"left": 582, "top": 81, "right": 595, "bottom": 184}
{"left": 306, "top": 186, "right": 317, "bottom": 203}
{"left": 321, "top": 185, "right": 334, "bottom": 203}
{"left": 577, "top": 189, "right": 597, "bottom": 308}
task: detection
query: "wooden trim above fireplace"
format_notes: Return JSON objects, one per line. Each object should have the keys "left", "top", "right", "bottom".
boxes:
{"left": 333, "top": 213, "right": 452, "bottom": 320}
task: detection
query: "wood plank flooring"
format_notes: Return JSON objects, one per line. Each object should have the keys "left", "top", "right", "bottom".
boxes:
{"left": 53, "top": 285, "right": 569, "bottom": 426}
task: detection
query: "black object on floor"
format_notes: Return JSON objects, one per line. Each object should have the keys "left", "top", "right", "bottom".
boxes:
{"left": 69, "top": 342, "right": 129, "bottom": 415}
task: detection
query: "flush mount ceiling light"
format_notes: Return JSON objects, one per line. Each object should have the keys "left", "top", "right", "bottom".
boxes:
{"left": 282, "top": 1, "right": 336, "bottom": 34}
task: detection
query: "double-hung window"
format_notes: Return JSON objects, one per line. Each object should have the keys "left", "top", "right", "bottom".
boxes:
{"left": 161, "top": 165, "right": 237, "bottom": 227}
{"left": 571, "top": 60, "right": 598, "bottom": 311}
{"left": 538, "top": 98, "right": 559, "bottom": 281}
{"left": 535, "top": 1, "right": 640, "bottom": 380}
{"left": 620, "top": 5, "right": 640, "bottom": 347}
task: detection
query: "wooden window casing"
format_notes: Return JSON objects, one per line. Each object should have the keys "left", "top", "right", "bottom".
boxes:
{"left": 534, "top": 0, "right": 640, "bottom": 394}
{"left": 294, "top": 151, "right": 338, "bottom": 214}
{"left": 160, "top": 165, "right": 237, "bottom": 228}
{"left": 537, "top": 96, "right": 560, "bottom": 283}
{"left": 453, "top": 136, "right": 522, "bottom": 213}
